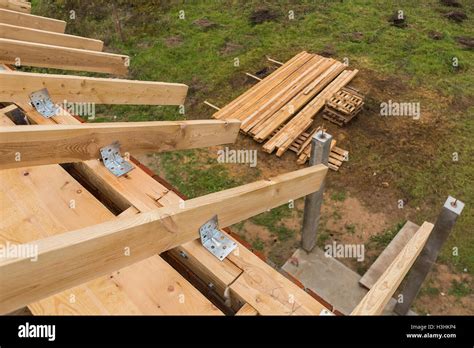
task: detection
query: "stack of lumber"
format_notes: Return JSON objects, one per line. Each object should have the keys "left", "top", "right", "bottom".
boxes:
{"left": 322, "top": 86, "right": 364, "bottom": 126}
{"left": 263, "top": 69, "right": 358, "bottom": 156}
{"left": 213, "top": 51, "right": 358, "bottom": 168}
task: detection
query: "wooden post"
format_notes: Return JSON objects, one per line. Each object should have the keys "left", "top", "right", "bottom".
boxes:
{"left": 394, "top": 196, "right": 464, "bottom": 315}
{"left": 301, "top": 130, "right": 332, "bottom": 251}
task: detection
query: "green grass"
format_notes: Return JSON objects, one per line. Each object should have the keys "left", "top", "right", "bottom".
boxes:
{"left": 332, "top": 210, "right": 342, "bottom": 221}
{"left": 252, "top": 237, "right": 265, "bottom": 251}
{"left": 157, "top": 149, "right": 240, "bottom": 198}
{"left": 345, "top": 223, "right": 357, "bottom": 234}
{"left": 251, "top": 205, "right": 295, "bottom": 241}
{"left": 370, "top": 221, "right": 406, "bottom": 248}
{"left": 331, "top": 190, "right": 347, "bottom": 202}
{"left": 420, "top": 281, "right": 441, "bottom": 297}
{"left": 232, "top": 221, "right": 245, "bottom": 232}
{"left": 317, "top": 231, "right": 331, "bottom": 246}
{"left": 448, "top": 279, "right": 472, "bottom": 298}
{"left": 32, "top": 0, "right": 474, "bottom": 273}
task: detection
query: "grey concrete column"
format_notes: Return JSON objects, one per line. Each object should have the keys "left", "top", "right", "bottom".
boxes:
{"left": 301, "top": 130, "right": 332, "bottom": 252}
{"left": 394, "top": 196, "right": 464, "bottom": 315}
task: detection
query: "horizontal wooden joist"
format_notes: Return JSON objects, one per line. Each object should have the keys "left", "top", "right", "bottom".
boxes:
{"left": 351, "top": 222, "right": 434, "bottom": 315}
{"left": 0, "top": 0, "right": 31, "bottom": 14}
{"left": 0, "top": 70, "right": 188, "bottom": 105}
{"left": 0, "top": 164, "right": 328, "bottom": 313}
{"left": 0, "top": 8, "right": 65, "bottom": 32}
{"left": 0, "top": 23, "right": 103, "bottom": 51}
{"left": 0, "top": 38, "right": 128, "bottom": 75}
{"left": 0, "top": 119, "right": 241, "bottom": 169}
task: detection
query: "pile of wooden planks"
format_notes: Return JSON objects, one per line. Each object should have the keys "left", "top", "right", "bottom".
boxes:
{"left": 213, "top": 52, "right": 358, "bottom": 168}
{"left": 0, "top": 6, "right": 332, "bottom": 316}
{"left": 322, "top": 86, "right": 364, "bottom": 126}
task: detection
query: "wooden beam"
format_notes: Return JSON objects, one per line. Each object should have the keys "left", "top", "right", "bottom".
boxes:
{"left": 228, "top": 243, "right": 328, "bottom": 315}
{"left": 0, "top": 70, "right": 188, "bottom": 105}
{"left": 0, "top": 119, "right": 241, "bottom": 169}
{"left": 0, "top": 23, "right": 103, "bottom": 51}
{"left": 359, "top": 221, "right": 419, "bottom": 290}
{"left": 0, "top": 8, "right": 65, "bottom": 33}
{"left": 0, "top": 38, "right": 128, "bottom": 75}
{"left": 351, "top": 222, "right": 434, "bottom": 315}
{"left": 0, "top": 0, "right": 31, "bottom": 14}
{"left": 0, "top": 164, "right": 328, "bottom": 313}
{"left": 235, "top": 303, "right": 258, "bottom": 315}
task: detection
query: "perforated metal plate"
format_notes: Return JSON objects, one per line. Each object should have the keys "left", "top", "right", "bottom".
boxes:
{"left": 29, "top": 89, "right": 60, "bottom": 118}
{"left": 99, "top": 142, "right": 134, "bottom": 177}
{"left": 199, "top": 215, "right": 237, "bottom": 261}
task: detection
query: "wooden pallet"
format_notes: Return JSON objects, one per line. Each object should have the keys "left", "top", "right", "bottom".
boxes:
{"left": 322, "top": 87, "right": 364, "bottom": 126}
{"left": 296, "top": 142, "right": 348, "bottom": 171}
{"left": 286, "top": 128, "right": 348, "bottom": 171}
{"left": 0, "top": 12, "right": 331, "bottom": 316}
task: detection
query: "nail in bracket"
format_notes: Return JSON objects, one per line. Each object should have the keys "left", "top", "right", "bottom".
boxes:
{"left": 199, "top": 215, "right": 237, "bottom": 261}
{"left": 100, "top": 141, "right": 134, "bottom": 177}
{"left": 29, "top": 88, "right": 60, "bottom": 118}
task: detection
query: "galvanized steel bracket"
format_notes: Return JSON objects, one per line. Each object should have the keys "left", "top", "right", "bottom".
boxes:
{"left": 99, "top": 141, "right": 134, "bottom": 177}
{"left": 199, "top": 215, "right": 237, "bottom": 261}
{"left": 29, "top": 88, "right": 60, "bottom": 118}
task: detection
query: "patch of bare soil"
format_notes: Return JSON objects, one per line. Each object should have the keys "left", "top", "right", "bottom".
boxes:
{"left": 185, "top": 77, "right": 210, "bottom": 109}
{"left": 254, "top": 66, "right": 277, "bottom": 79}
{"left": 220, "top": 42, "right": 243, "bottom": 55}
{"left": 232, "top": 209, "right": 302, "bottom": 266}
{"left": 319, "top": 45, "right": 336, "bottom": 57}
{"left": 428, "top": 30, "right": 444, "bottom": 40}
{"left": 327, "top": 69, "right": 452, "bottom": 213}
{"left": 323, "top": 196, "right": 390, "bottom": 242}
{"left": 320, "top": 193, "right": 394, "bottom": 272}
{"left": 455, "top": 36, "right": 474, "bottom": 49}
{"left": 193, "top": 18, "right": 218, "bottom": 30}
{"left": 347, "top": 31, "right": 364, "bottom": 42}
{"left": 444, "top": 11, "right": 468, "bottom": 23}
{"left": 249, "top": 8, "right": 279, "bottom": 25}
{"left": 237, "top": 221, "right": 277, "bottom": 251}
{"left": 163, "top": 36, "right": 183, "bottom": 48}
{"left": 415, "top": 264, "right": 473, "bottom": 315}
{"left": 440, "top": 0, "right": 462, "bottom": 8}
